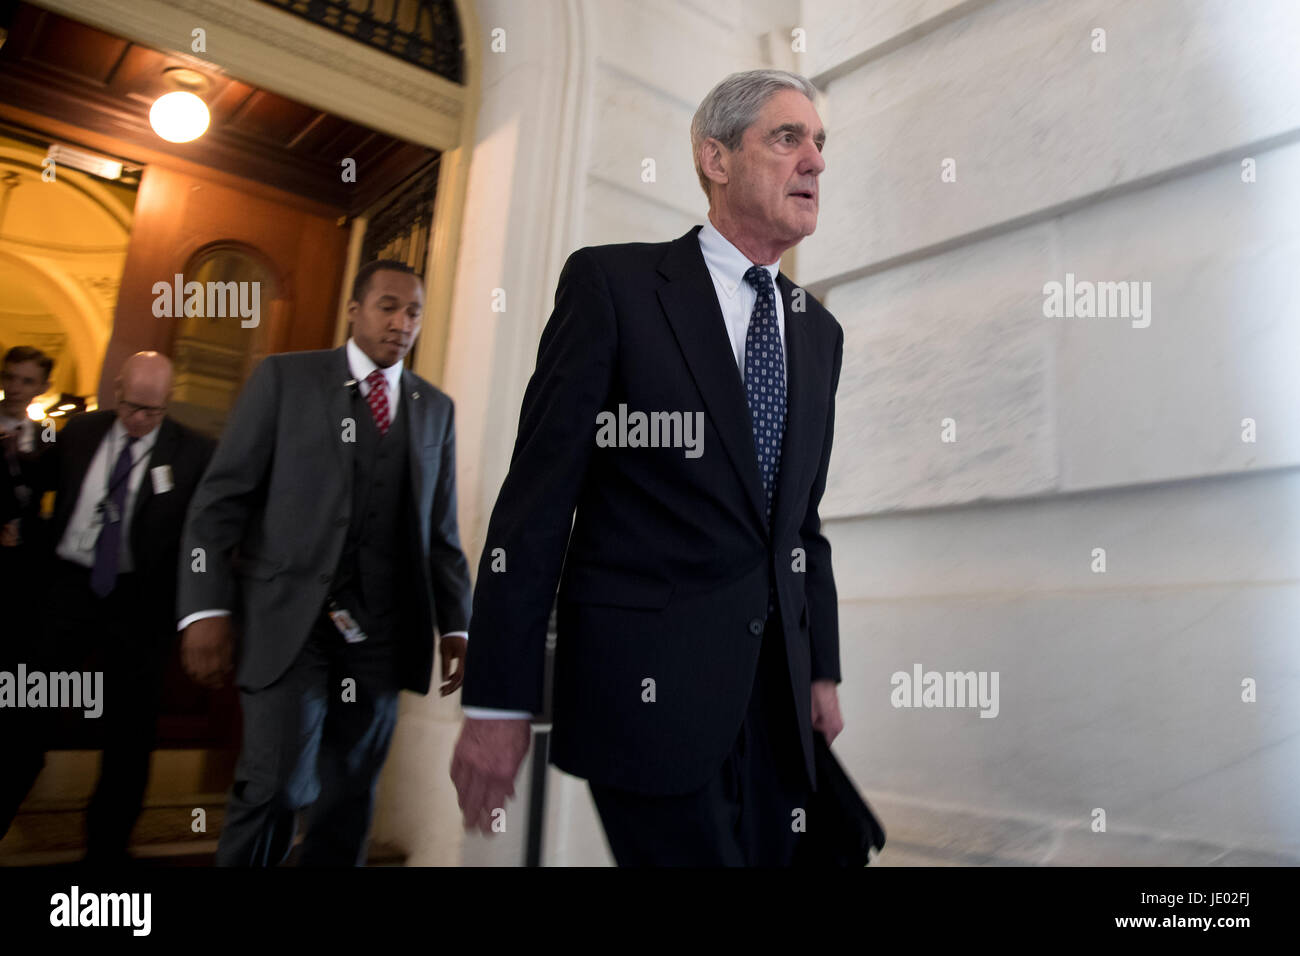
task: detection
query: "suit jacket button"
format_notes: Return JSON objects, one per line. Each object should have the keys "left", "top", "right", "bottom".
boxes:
{"left": 748, "top": 618, "right": 764, "bottom": 636}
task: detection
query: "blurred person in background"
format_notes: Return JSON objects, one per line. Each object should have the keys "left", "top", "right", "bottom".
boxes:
{"left": 0, "top": 345, "right": 55, "bottom": 840}
{"left": 0, "top": 351, "right": 213, "bottom": 863}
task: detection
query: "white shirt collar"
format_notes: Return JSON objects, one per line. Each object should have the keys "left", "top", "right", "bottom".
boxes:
{"left": 698, "top": 218, "right": 781, "bottom": 299}
{"left": 110, "top": 414, "right": 160, "bottom": 451}
{"left": 346, "top": 337, "right": 403, "bottom": 395}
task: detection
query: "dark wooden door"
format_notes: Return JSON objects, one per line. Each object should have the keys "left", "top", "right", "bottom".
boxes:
{"left": 103, "top": 161, "right": 349, "bottom": 752}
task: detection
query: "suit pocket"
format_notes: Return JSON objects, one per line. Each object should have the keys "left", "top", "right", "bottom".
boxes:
{"left": 559, "top": 563, "right": 673, "bottom": 610}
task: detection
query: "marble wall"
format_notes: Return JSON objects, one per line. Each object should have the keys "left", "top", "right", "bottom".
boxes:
{"left": 381, "top": 0, "right": 1300, "bottom": 866}
{"left": 803, "top": 0, "right": 1300, "bottom": 864}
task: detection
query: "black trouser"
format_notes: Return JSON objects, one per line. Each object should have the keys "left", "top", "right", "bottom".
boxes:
{"left": 588, "top": 612, "right": 812, "bottom": 866}
{"left": 2, "top": 559, "right": 168, "bottom": 860}
{"left": 215, "top": 608, "right": 401, "bottom": 867}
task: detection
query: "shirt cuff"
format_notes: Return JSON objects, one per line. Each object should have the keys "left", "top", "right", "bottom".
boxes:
{"left": 178, "top": 609, "right": 230, "bottom": 632}
{"left": 463, "top": 706, "right": 533, "bottom": 720}
{"left": 441, "top": 630, "right": 468, "bottom": 640}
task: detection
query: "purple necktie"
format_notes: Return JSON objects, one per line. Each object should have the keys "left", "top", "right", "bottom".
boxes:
{"left": 90, "top": 435, "right": 138, "bottom": 597}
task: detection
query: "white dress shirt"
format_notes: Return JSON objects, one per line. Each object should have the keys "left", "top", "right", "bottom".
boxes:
{"left": 462, "top": 220, "right": 788, "bottom": 721}
{"left": 0, "top": 411, "right": 38, "bottom": 453}
{"left": 57, "top": 417, "right": 160, "bottom": 573}
{"left": 2, "top": 412, "right": 39, "bottom": 508}
{"left": 345, "top": 335, "right": 403, "bottom": 422}
{"left": 177, "top": 339, "right": 469, "bottom": 647}
{"left": 697, "top": 217, "right": 786, "bottom": 384}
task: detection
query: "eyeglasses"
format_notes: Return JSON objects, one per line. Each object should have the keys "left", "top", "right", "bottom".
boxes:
{"left": 119, "top": 399, "right": 166, "bottom": 418}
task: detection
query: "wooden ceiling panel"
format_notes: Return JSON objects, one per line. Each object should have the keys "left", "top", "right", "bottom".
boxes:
{"left": 224, "top": 89, "right": 318, "bottom": 142}
{"left": 24, "top": 13, "right": 128, "bottom": 84}
{"left": 0, "top": 2, "right": 437, "bottom": 215}
{"left": 287, "top": 111, "right": 342, "bottom": 152}
{"left": 204, "top": 79, "right": 258, "bottom": 120}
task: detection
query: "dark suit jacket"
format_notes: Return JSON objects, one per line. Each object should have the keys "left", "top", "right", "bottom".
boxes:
{"left": 0, "top": 450, "right": 21, "bottom": 526}
{"left": 176, "top": 347, "right": 472, "bottom": 694}
{"left": 462, "top": 225, "right": 845, "bottom": 796}
{"left": 2, "top": 418, "right": 50, "bottom": 530}
{"left": 34, "top": 410, "right": 214, "bottom": 631}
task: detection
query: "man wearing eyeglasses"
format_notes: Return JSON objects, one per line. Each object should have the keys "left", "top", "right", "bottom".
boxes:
{"left": 6, "top": 350, "right": 214, "bottom": 863}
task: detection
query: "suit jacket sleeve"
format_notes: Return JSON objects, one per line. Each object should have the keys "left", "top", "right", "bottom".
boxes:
{"left": 23, "top": 421, "right": 60, "bottom": 500}
{"left": 428, "top": 399, "right": 472, "bottom": 635}
{"left": 461, "top": 247, "right": 618, "bottom": 712}
{"left": 177, "top": 357, "right": 280, "bottom": 618}
{"left": 802, "top": 322, "right": 844, "bottom": 683}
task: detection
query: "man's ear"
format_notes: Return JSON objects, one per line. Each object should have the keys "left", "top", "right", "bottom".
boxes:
{"left": 700, "top": 138, "right": 729, "bottom": 190}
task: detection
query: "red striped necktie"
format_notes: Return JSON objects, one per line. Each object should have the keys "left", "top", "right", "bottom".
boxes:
{"left": 365, "top": 369, "right": 390, "bottom": 436}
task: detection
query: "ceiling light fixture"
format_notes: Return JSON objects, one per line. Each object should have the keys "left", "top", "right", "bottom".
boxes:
{"left": 149, "top": 67, "right": 211, "bottom": 143}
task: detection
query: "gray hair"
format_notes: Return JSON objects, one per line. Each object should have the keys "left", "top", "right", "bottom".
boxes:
{"left": 690, "top": 69, "right": 818, "bottom": 200}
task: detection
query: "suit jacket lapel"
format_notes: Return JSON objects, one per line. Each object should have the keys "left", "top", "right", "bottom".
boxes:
{"left": 400, "top": 367, "right": 427, "bottom": 534}
{"left": 326, "top": 345, "right": 357, "bottom": 481}
{"left": 772, "top": 273, "right": 814, "bottom": 539}
{"left": 74, "top": 413, "right": 115, "bottom": 487}
{"left": 130, "top": 417, "right": 177, "bottom": 526}
{"left": 52, "top": 411, "right": 110, "bottom": 545}
{"left": 657, "top": 227, "right": 768, "bottom": 529}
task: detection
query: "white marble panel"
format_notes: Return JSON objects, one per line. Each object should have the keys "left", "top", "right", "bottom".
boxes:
{"left": 830, "top": 585, "right": 1300, "bottom": 852}
{"left": 800, "top": 0, "right": 1300, "bottom": 284}
{"left": 542, "top": 769, "right": 615, "bottom": 866}
{"left": 801, "top": 0, "right": 981, "bottom": 80}
{"left": 1054, "top": 140, "right": 1300, "bottom": 490}
{"left": 581, "top": 177, "right": 701, "bottom": 248}
{"left": 373, "top": 705, "right": 469, "bottom": 866}
{"left": 820, "top": 222, "right": 1058, "bottom": 517}
{"left": 588, "top": 63, "right": 709, "bottom": 218}
{"left": 825, "top": 467, "right": 1300, "bottom": 603}
{"left": 590, "top": 0, "right": 755, "bottom": 111}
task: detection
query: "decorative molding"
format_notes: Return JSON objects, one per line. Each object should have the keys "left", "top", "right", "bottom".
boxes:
{"left": 167, "top": 0, "right": 464, "bottom": 117}
{"left": 255, "top": 0, "right": 463, "bottom": 84}
{"left": 31, "top": 0, "right": 466, "bottom": 149}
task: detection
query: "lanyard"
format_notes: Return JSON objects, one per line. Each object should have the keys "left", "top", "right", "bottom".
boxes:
{"left": 100, "top": 431, "right": 149, "bottom": 516}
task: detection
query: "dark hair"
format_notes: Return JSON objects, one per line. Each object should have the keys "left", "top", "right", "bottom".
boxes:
{"left": 350, "top": 259, "right": 418, "bottom": 304}
{"left": 3, "top": 346, "right": 53, "bottom": 381}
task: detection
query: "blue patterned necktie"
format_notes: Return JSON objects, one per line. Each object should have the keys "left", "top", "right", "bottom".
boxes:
{"left": 90, "top": 435, "right": 138, "bottom": 597}
{"left": 743, "top": 265, "right": 787, "bottom": 618}
{"left": 743, "top": 265, "right": 787, "bottom": 526}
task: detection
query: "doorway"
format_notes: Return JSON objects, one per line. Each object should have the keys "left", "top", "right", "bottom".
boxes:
{"left": 0, "top": 0, "right": 446, "bottom": 863}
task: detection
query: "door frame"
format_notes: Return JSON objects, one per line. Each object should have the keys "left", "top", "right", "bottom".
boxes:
{"left": 30, "top": 0, "right": 482, "bottom": 389}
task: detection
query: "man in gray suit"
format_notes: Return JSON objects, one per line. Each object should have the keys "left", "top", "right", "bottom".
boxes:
{"left": 177, "top": 259, "right": 472, "bottom": 866}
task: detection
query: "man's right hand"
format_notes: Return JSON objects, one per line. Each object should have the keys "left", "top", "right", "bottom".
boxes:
{"left": 450, "top": 717, "right": 532, "bottom": 834}
{"left": 181, "top": 616, "right": 234, "bottom": 689}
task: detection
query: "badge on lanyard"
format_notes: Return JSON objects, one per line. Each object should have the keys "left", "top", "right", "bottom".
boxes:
{"left": 151, "top": 464, "right": 173, "bottom": 494}
{"left": 327, "top": 598, "right": 368, "bottom": 643}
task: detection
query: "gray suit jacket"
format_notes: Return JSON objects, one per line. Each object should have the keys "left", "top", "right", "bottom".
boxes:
{"left": 177, "top": 346, "right": 472, "bottom": 693}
